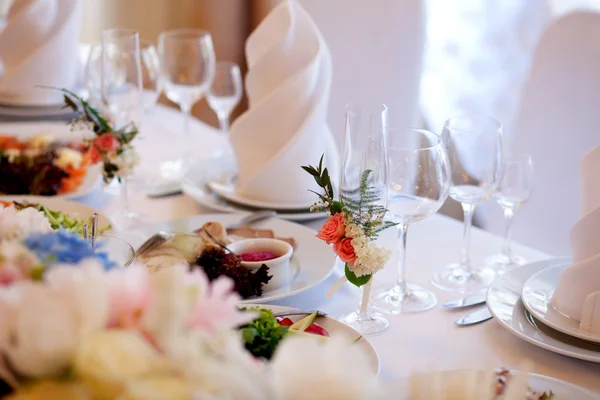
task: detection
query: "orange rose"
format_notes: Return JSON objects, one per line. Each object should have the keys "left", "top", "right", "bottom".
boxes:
{"left": 333, "top": 237, "right": 356, "bottom": 265}
{"left": 87, "top": 146, "right": 102, "bottom": 164}
{"left": 93, "top": 133, "right": 120, "bottom": 153}
{"left": 316, "top": 213, "right": 346, "bottom": 244}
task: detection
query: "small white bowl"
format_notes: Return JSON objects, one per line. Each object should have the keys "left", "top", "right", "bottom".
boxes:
{"left": 227, "top": 238, "right": 294, "bottom": 291}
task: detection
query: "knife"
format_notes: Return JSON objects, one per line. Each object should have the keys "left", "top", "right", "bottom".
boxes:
{"left": 454, "top": 307, "right": 493, "bottom": 326}
{"left": 443, "top": 292, "right": 487, "bottom": 309}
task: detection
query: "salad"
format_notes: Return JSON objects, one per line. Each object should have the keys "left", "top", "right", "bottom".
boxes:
{"left": 240, "top": 308, "right": 331, "bottom": 360}
{"left": 1, "top": 201, "right": 110, "bottom": 236}
{"left": 495, "top": 369, "right": 555, "bottom": 400}
{"left": 0, "top": 133, "right": 90, "bottom": 196}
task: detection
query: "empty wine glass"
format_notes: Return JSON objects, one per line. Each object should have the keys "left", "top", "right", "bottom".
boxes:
{"left": 207, "top": 61, "right": 243, "bottom": 134}
{"left": 337, "top": 101, "right": 390, "bottom": 335}
{"left": 158, "top": 29, "right": 215, "bottom": 179}
{"left": 431, "top": 116, "right": 504, "bottom": 293}
{"left": 484, "top": 153, "right": 533, "bottom": 271}
{"left": 86, "top": 39, "right": 160, "bottom": 112}
{"left": 100, "top": 28, "right": 144, "bottom": 229}
{"left": 371, "top": 128, "right": 451, "bottom": 313}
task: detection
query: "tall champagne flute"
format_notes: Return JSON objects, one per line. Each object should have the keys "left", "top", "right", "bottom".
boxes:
{"left": 207, "top": 61, "right": 243, "bottom": 134}
{"left": 158, "top": 29, "right": 215, "bottom": 179}
{"left": 371, "top": 128, "right": 451, "bottom": 313}
{"left": 338, "top": 101, "right": 389, "bottom": 335}
{"left": 484, "top": 153, "right": 533, "bottom": 271}
{"left": 431, "top": 116, "right": 504, "bottom": 293}
{"left": 100, "top": 29, "right": 144, "bottom": 229}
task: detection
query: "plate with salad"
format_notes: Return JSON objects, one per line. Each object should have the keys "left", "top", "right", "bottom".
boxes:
{"left": 0, "top": 195, "right": 111, "bottom": 235}
{"left": 239, "top": 305, "right": 379, "bottom": 375}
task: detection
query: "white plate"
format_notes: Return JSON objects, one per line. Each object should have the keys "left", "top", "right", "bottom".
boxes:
{"left": 0, "top": 104, "right": 74, "bottom": 119}
{"left": 208, "top": 181, "right": 315, "bottom": 211}
{"left": 0, "top": 121, "right": 102, "bottom": 198}
{"left": 120, "top": 213, "right": 337, "bottom": 304}
{"left": 252, "top": 304, "right": 379, "bottom": 375}
{"left": 182, "top": 157, "right": 324, "bottom": 222}
{"left": 522, "top": 265, "right": 600, "bottom": 344}
{"left": 487, "top": 258, "right": 600, "bottom": 363}
{"left": 0, "top": 195, "right": 111, "bottom": 231}
{"left": 394, "top": 369, "right": 597, "bottom": 399}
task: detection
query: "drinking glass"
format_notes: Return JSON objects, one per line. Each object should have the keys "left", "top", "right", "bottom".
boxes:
{"left": 0, "top": 0, "right": 12, "bottom": 81}
{"left": 371, "top": 128, "right": 451, "bottom": 313}
{"left": 207, "top": 61, "right": 243, "bottom": 134}
{"left": 100, "top": 29, "right": 144, "bottom": 229}
{"left": 337, "top": 101, "right": 390, "bottom": 335}
{"left": 86, "top": 39, "right": 160, "bottom": 112}
{"left": 484, "top": 153, "right": 533, "bottom": 271}
{"left": 431, "top": 116, "right": 505, "bottom": 293}
{"left": 158, "top": 29, "right": 215, "bottom": 179}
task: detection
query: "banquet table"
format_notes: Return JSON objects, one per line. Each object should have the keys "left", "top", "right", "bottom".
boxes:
{"left": 12, "top": 104, "right": 600, "bottom": 395}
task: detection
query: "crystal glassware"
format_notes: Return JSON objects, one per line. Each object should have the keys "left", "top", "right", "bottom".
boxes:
{"left": 431, "top": 116, "right": 505, "bottom": 293}
{"left": 206, "top": 61, "right": 243, "bottom": 134}
{"left": 337, "top": 101, "right": 390, "bottom": 335}
{"left": 100, "top": 28, "right": 144, "bottom": 230}
{"left": 158, "top": 29, "right": 215, "bottom": 179}
{"left": 371, "top": 128, "right": 451, "bottom": 313}
{"left": 88, "top": 234, "right": 135, "bottom": 267}
{"left": 484, "top": 153, "right": 533, "bottom": 271}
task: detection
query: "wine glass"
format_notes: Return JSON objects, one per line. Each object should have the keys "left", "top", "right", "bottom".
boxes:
{"left": 86, "top": 39, "right": 160, "bottom": 112}
{"left": 207, "top": 61, "right": 243, "bottom": 134}
{"left": 337, "top": 101, "right": 390, "bottom": 335}
{"left": 431, "top": 116, "right": 505, "bottom": 293}
{"left": 100, "top": 28, "right": 144, "bottom": 229}
{"left": 158, "top": 29, "right": 215, "bottom": 179}
{"left": 484, "top": 153, "right": 533, "bottom": 271}
{"left": 371, "top": 128, "right": 451, "bottom": 313}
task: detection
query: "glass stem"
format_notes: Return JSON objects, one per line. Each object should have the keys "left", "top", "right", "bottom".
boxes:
{"left": 218, "top": 114, "right": 230, "bottom": 134}
{"left": 501, "top": 207, "right": 517, "bottom": 260}
{"left": 120, "top": 178, "right": 130, "bottom": 215}
{"left": 181, "top": 104, "right": 192, "bottom": 167}
{"left": 396, "top": 223, "right": 409, "bottom": 296}
{"left": 358, "top": 279, "right": 373, "bottom": 318}
{"left": 460, "top": 203, "right": 476, "bottom": 273}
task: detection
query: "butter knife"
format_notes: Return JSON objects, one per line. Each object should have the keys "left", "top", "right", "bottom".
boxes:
{"left": 443, "top": 292, "right": 487, "bottom": 309}
{"left": 454, "top": 307, "right": 493, "bottom": 326}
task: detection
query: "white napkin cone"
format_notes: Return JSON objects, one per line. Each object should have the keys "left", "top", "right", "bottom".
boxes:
{"left": 552, "top": 144, "right": 600, "bottom": 334}
{"left": 229, "top": 0, "right": 339, "bottom": 207}
{"left": 0, "top": 0, "right": 82, "bottom": 106}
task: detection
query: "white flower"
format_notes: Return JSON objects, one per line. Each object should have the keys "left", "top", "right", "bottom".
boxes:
{"left": 54, "top": 147, "right": 83, "bottom": 170}
{"left": 0, "top": 206, "right": 52, "bottom": 242}
{"left": 26, "top": 132, "right": 55, "bottom": 149}
{"left": 107, "top": 146, "right": 139, "bottom": 179}
{"left": 270, "top": 336, "right": 381, "bottom": 400}
{"left": 4, "top": 148, "right": 21, "bottom": 163}
{"left": 0, "top": 241, "right": 41, "bottom": 285}
{"left": 344, "top": 223, "right": 391, "bottom": 277}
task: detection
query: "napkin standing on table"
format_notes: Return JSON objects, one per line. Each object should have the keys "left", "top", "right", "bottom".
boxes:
{"left": 552, "top": 144, "right": 600, "bottom": 333}
{"left": 229, "top": 0, "right": 339, "bottom": 206}
{"left": 0, "top": 0, "right": 82, "bottom": 106}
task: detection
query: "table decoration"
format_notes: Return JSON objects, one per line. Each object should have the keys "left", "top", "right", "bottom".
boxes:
{"left": 551, "top": 144, "right": 600, "bottom": 334}
{"left": 229, "top": 0, "right": 339, "bottom": 207}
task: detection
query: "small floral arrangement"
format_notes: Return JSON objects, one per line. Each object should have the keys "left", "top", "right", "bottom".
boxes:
{"left": 58, "top": 88, "right": 139, "bottom": 183}
{"left": 302, "top": 156, "right": 396, "bottom": 287}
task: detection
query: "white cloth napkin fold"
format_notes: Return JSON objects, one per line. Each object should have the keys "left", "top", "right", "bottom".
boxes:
{"left": 552, "top": 144, "right": 600, "bottom": 333}
{"left": 229, "top": 0, "right": 339, "bottom": 207}
{"left": 0, "top": 0, "right": 82, "bottom": 106}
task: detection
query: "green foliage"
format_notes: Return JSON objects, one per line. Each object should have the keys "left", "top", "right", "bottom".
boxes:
{"left": 239, "top": 307, "right": 289, "bottom": 360}
{"left": 344, "top": 263, "right": 371, "bottom": 287}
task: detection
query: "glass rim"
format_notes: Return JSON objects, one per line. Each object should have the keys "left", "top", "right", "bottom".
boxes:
{"left": 215, "top": 61, "right": 240, "bottom": 70}
{"left": 102, "top": 28, "right": 140, "bottom": 40}
{"left": 345, "top": 101, "right": 388, "bottom": 115}
{"left": 444, "top": 115, "right": 503, "bottom": 135}
{"left": 159, "top": 28, "right": 212, "bottom": 41}
{"left": 89, "top": 234, "right": 136, "bottom": 267}
{"left": 374, "top": 128, "right": 443, "bottom": 151}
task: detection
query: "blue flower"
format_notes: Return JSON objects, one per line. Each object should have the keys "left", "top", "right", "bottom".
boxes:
{"left": 23, "top": 230, "right": 116, "bottom": 271}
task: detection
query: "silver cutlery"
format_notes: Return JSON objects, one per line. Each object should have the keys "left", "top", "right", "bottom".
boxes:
{"left": 226, "top": 210, "right": 276, "bottom": 230}
{"left": 91, "top": 213, "right": 98, "bottom": 250}
{"left": 272, "top": 310, "right": 327, "bottom": 318}
{"left": 146, "top": 181, "right": 183, "bottom": 198}
{"left": 443, "top": 292, "right": 487, "bottom": 309}
{"left": 454, "top": 307, "right": 493, "bottom": 326}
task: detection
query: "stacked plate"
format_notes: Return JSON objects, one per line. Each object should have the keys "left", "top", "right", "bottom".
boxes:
{"left": 182, "top": 155, "right": 324, "bottom": 221}
{"left": 487, "top": 258, "right": 600, "bottom": 363}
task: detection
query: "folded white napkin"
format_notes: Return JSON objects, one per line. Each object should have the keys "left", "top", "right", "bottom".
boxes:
{"left": 229, "top": 0, "right": 339, "bottom": 207}
{"left": 552, "top": 144, "right": 600, "bottom": 334}
{"left": 0, "top": 0, "right": 82, "bottom": 106}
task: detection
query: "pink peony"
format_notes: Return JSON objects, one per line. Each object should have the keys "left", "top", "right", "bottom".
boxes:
{"left": 316, "top": 213, "right": 346, "bottom": 244}
{"left": 333, "top": 237, "right": 357, "bottom": 265}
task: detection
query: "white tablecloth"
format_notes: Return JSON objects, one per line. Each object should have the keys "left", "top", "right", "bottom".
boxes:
{"left": 70, "top": 105, "right": 600, "bottom": 394}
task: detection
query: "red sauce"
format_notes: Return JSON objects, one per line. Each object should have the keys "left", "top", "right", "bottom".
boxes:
{"left": 239, "top": 251, "right": 280, "bottom": 262}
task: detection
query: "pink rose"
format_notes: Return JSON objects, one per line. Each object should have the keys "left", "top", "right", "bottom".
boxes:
{"left": 333, "top": 237, "right": 356, "bottom": 265}
{"left": 93, "top": 133, "right": 120, "bottom": 153}
{"left": 316, "top": 213, "right": 346, "bottom": 244}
